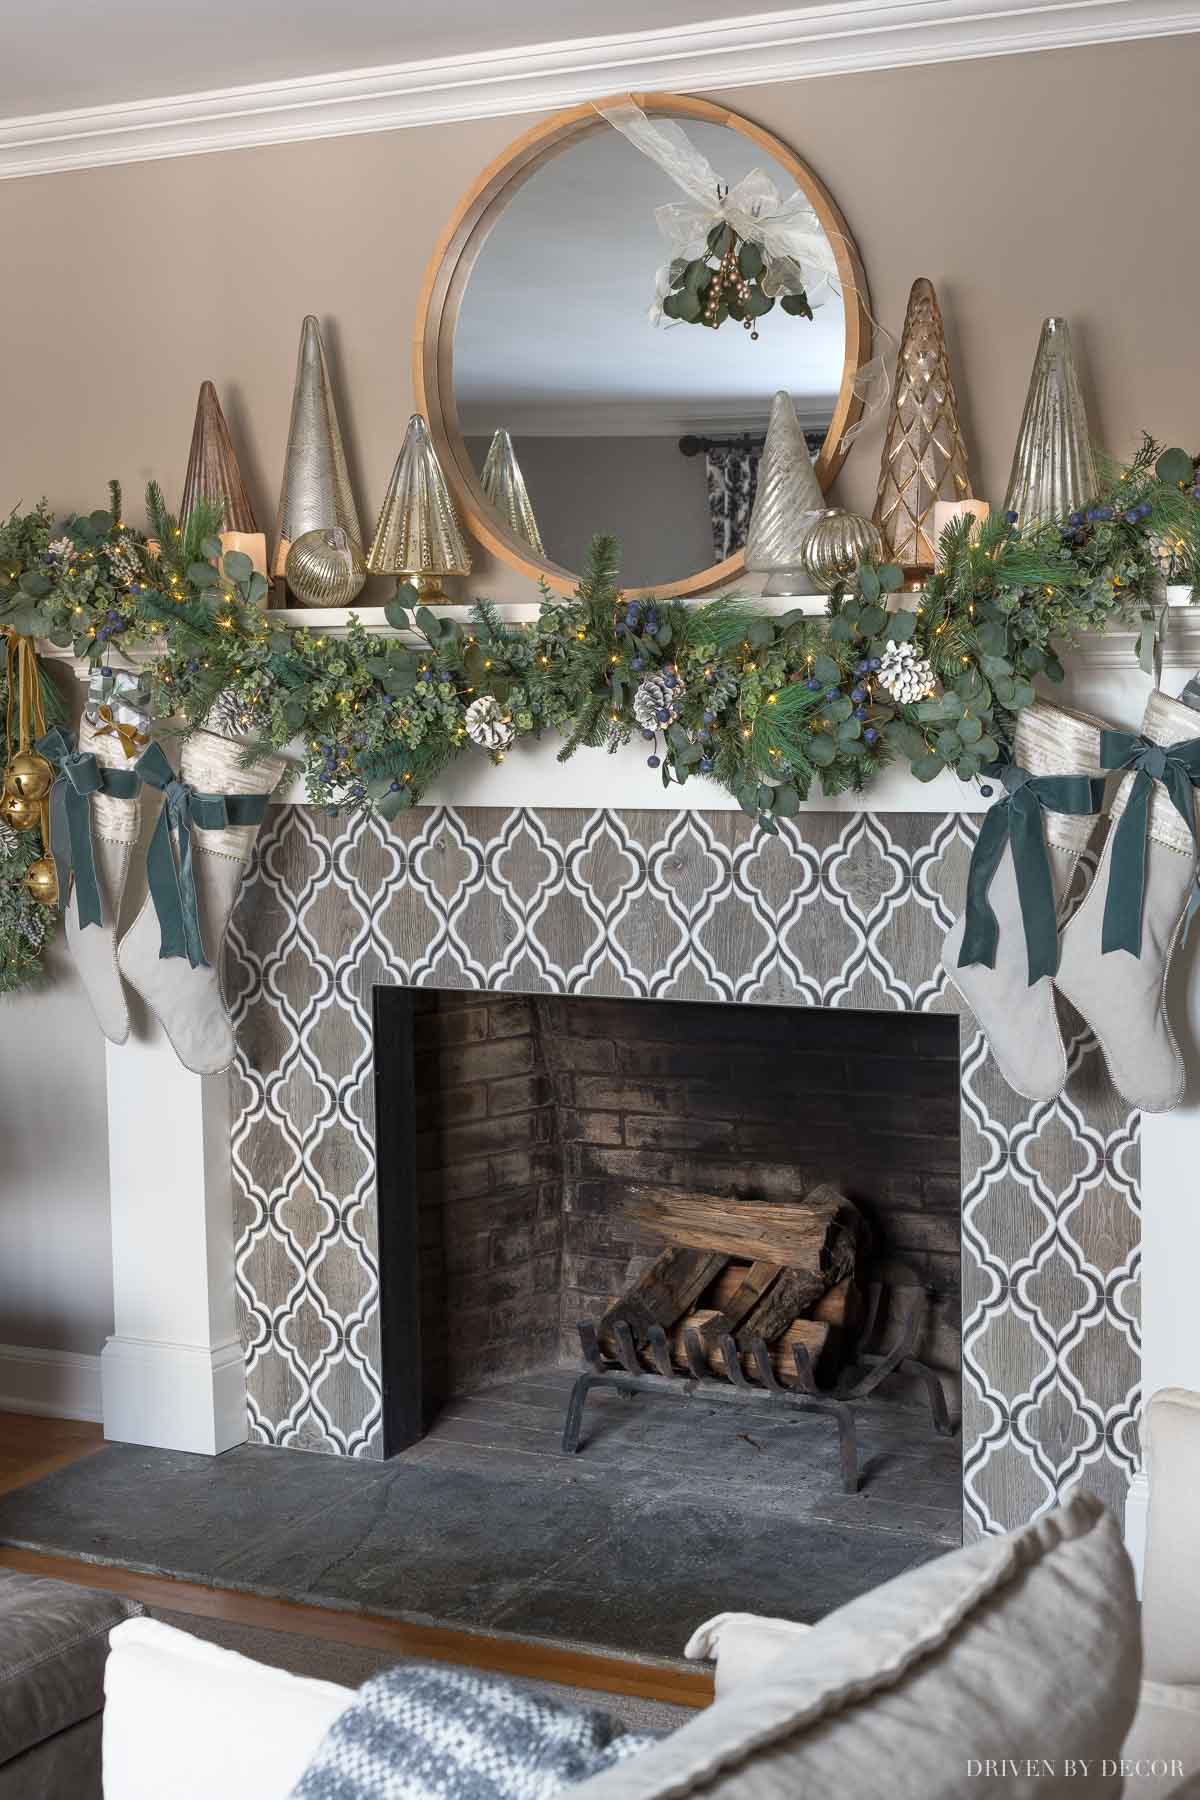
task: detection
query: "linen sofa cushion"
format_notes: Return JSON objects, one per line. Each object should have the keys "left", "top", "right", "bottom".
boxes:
{"left": 1142, "top": 1387, "right": 1200, "bottom": 1685}
{"left": 0, "top": 1568, "right": 138, "bottom": 1765}
{"left": 1121, "top": 1683, "right": 1200, "bottom": 1798}
{"left": 575, "top": 1492, "right": 1140, "bottom": 1799}
{"left": 683, "top": 1614, "right": 811, "bottom": 1698}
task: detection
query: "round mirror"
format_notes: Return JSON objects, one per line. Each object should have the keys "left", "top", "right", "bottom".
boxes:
{"left": 415, "top": 95, "right": 872, "bottom": 597}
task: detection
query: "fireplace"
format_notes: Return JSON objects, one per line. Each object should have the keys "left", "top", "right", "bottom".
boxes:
{"left": 372, "top": 985, "right": 962, "bottom": 1473}
{"left": 229, "top": 801, "right": 1140, "bottom": 1544}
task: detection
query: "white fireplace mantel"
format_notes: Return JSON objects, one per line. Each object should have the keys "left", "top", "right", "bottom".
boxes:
{"left": 55, "top": 604, "right": 1200, "bottom": 1575}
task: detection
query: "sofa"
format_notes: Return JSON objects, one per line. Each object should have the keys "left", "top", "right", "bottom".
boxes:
{"left": 99, "top": 1388, "right": 1200, "bottom": 1799}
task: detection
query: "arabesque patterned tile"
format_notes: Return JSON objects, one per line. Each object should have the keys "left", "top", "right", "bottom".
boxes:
{"left": 226, "top": 805, "right": 1140, "bottom": 1538}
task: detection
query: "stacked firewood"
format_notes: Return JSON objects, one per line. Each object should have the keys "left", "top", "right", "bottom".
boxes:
{"left": 597, "top": 1183, "right": 868, "bottom": 1388}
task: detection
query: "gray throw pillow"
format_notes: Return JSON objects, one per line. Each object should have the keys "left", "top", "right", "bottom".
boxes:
{"left": 574, "top": 1491, "right": 1141, "bottom": 1799}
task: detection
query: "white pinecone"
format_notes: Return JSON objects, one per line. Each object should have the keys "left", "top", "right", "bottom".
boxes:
{"left": 877, "top": 641, "right": 935, "bottom": 705}
{"left": 632, "top": 673, "right": 685, "bottom": 730}
{"left": 464, "top": 695, "right": 515, "bottom": 751}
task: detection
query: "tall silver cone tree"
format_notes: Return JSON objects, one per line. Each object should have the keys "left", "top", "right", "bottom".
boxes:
{"left": 366, "top": 414, "right": 472, "bottom": 600}
{"left": 744, "top": 391, "right": 825, "bottom": 594}
{"left": 872, "top": 278, "right": 973, "bottom": 569}
{"left": 481, "top": 429, "right": 545, "bottom": 556}
{"left": 272, "top": 316, "right": 363, "bottom": 579}
{"left": 1004, "top": 317, "right": 1098, "bottom": 531}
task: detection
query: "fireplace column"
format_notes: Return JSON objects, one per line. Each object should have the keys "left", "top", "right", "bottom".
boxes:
{"left": 99, "top": 1018, "right": 247, "bottom": 1455}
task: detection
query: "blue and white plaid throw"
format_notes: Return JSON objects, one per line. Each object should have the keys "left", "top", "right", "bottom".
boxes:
{"left": 290, "top": 1662, "right": 664, "bottom": 1799}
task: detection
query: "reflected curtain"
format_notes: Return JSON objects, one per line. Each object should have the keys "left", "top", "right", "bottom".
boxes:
{"left": 705, "top": 446, "right": 761, "bottom": 562}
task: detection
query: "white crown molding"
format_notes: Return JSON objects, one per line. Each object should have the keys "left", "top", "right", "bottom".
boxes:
{"left": 0, "top": 0, "right": 1196, "bottom": 180}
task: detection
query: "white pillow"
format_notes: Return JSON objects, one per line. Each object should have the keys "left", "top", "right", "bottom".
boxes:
{"left": 684, "top": 1613, "right": 811, "bottom": 1697}
{"left": 102, "top": 1615, "right": 354, "bottom": 1800}
{"left": 577, "top": 1492, "right": 1142, "bottom": 1799}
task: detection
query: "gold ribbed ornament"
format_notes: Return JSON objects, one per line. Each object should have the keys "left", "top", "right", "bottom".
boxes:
{"left": 872, "top": 279, "right": 973, "bottom": 569}
{"left": 180, "top": 381, "right": 259, "bottom": 532}
{"left": 284, "top": 528, "right": 367, "bottom": 608}
{"left": 800, "top": 508, "right": 884, "bottom": 593}
{"left": 481, "top": 429, "right": 545, "bottom": 555}
{"left": 366, "top": 415, "right": 472, "bottom": 601}
{"left": 273, "top": 316, "right": 364, "bottom": 580}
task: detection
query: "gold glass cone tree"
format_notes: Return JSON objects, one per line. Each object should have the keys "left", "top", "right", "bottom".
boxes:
{"left": 872, "top": 278, "right": 973, "bottom": 570}
{"left": 481, "top": 429, "right": 545, "bottom": 556}
{"left": 1004, "top": 317, "right": 1098, "bottom": 530}
{"left": 180, "top": 381, "right": 266, "bottom": 577}
{"left": 366, "top": 415, "right": 472, "bottom": 600}
{"left": 272, "top": 316, "right": 364, "bottom": 585}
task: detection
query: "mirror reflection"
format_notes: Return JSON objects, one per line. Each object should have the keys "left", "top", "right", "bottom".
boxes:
{"left": 454, "top": 119, "right": 846, "bottom": 589}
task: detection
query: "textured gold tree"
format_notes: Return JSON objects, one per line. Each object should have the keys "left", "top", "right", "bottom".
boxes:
{"left": 872, "top": 278, "right": 973, "bottom": 569}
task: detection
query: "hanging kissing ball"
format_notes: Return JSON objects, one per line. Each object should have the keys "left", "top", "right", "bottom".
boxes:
{"left": 876, "top": 641, "right": 936, "bottom": 705}
{"left": 632, "top": 673, "right": 685, "bottom": 731}
{"left": 0, "top": 787, "right": 41, "bottom": 831}
{"left": 24, "top": 856, "right": 59, "bottom": 906}
{"left": 464, "top": 695, "right": 515, "bottom": 752}
{"left": 6, "top": 750, "right": 54, "bottom": 802}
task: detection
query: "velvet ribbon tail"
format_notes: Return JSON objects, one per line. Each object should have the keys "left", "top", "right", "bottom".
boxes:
{"left": 36, "top": 727, "right": 139, "bottom": 931}
{"left": 1100, "top": 730, "right": 1200, "bottom": 956}
{"left": 959, "top": 770, "right": 1106, "bottom": 985}
{"left": 135, "top": 741, "right": 268, "bottom": 968}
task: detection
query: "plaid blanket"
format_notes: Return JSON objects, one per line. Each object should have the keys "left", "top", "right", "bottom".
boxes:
{"left": 290, "top": 1662, "right": 664, "bottom": 1799}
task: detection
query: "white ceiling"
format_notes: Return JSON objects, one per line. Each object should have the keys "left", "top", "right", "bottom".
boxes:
{"left": 2, "top": 0, "right": 806, "bottom": 118}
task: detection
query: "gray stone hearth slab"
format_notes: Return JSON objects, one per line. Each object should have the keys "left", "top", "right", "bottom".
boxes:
{"left": 0, "top": 1429, "right": 949, "bottom": 1659}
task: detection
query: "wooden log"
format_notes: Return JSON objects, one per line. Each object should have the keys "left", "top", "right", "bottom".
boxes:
{"left": 597, "top": 1246, "right": 727, "bottom": 1357}
{"left": 736, "top": 1266, "right": 826, "bottom": 1345}
{"left": 623, "top": 1183, "right": 865, "bottom": 1278}
{"left": 690, "top": 1259, "right": 782, "bottom": 1349}
{"left": 663, "top": 1310, "right": 832, "bottom": 1383}
{"left": 704, "top": 1265, "right": 858, "bottom": 1331}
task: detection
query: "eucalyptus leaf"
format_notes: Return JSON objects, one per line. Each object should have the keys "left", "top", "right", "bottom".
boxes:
{"left": 857, "top": 566, "right": 881, "bottom": 604}
{"left": 886, "top": 610, "right": 917, "bottom": 642}
{"left": 1157, "top": 447, "right": 1195, "bottom": 487}
{"left": 807, "top": 733, "right": 836, "bottom": 767}
{"left": 813, "top": 654, "right": 840, "bottom": 684}
{"left": 936, "top": 730, "right": 963, "bottom": 759}
{"left": 18, "top": 571, "right": 51, "bottom": 598}
{"left": 826, "top": 695, "right": 853, "bottom": 722}
{"left": 913, "top": 753, "right": 945, "bottom": 782}
{"left": 758, "top": 814, "right": 780, "bottom": 835}
{"left": 958, "top": 715, "right": 983, "bottom": 743}
{"left": 772, "top": 784, "right": 800, "bottom": 816}
{"left": 858, "top": 604, "right": 886, "bottom": 636}
{"left": 222, "top": 550, "right": 253, "bottom": 585}
{"left": 879, "top": 565, "right": 904, "bottom": 593}
{"left": 188, "top": 562, "right": 219, "bottom": 589}
{"left": 384, "top": 600, "right": 412, "bottom": 631}
{"left": 746, "top": 618, "right": 774, "bottom": 649}
{"left": 828, "top": 616, "right": 853, "bottom": 643}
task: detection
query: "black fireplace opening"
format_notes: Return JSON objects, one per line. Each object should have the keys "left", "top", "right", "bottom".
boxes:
{"left": 372, "top": 987, "right": 962, "bottom": 1475}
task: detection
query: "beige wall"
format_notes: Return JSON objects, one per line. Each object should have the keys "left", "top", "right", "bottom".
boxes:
{"left": 0, "top": 33, "right": 1197, "bottom": 1363}
{"left": 2, "top": 36, "right": 1198, "bottom": 597}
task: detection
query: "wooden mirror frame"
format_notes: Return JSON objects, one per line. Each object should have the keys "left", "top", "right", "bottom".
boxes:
{"left": 414, "top": 93, "right": 873, "bottom": 600}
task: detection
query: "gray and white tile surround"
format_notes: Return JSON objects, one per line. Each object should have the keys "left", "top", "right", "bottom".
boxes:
{"left": 226, "top": 804, "right": 1141, "bottom": 1540}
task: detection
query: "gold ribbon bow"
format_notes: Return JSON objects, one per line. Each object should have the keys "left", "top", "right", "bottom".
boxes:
{"left": 94, "top": 705, "right": 150, "bottom": 760}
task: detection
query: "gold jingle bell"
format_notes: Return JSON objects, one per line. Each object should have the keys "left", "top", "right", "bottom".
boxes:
{"left": 0, "top": 788, "right": 41, "bottom": 831}
{"left": 6, "top": 750, "right": 54, "bottom": 802}
{"left": 24, "top": 856, "right": 58, "bottom": 906}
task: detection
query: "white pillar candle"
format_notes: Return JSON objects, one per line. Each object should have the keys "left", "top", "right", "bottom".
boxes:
{"left": 220, "top": 529, "right": 269, "bottom": 583}
{"left": 932, "top": 498, "right": 990, "bottom": 564}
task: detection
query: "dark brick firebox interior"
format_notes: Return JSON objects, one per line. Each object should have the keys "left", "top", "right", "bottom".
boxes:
{"left": 374, "top": 988, "right": 961, "bottom": 1453}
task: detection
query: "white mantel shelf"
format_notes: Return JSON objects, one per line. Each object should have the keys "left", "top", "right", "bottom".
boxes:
{"left": 45, "top": 601, "right": 1200, "bottom": 814}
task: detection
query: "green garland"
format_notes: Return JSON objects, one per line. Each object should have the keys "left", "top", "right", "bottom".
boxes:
{"left": 0, "top": 438, "right": 1197, "bottom": 995}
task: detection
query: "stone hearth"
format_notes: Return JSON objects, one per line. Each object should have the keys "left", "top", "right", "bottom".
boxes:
{"left": 227, "top": 803, "right": 1140, "bottom": 1541}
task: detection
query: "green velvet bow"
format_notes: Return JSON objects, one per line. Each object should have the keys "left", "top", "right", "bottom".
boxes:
{"left": 1100, "top": 729, "right": 1200, "bottom": 956}
{"left": 36, "top": 728, "right": 140, "bottom": 930}
{"left": 958, "top": 762, "right": 1107, "bottom": 985}
{"left": 136, "top": 741, "right": 268, "bottom": 969}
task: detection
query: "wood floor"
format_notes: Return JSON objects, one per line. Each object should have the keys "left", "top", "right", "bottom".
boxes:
{"left": 0, "top": 1411, "right": 713, "bottom": 1709}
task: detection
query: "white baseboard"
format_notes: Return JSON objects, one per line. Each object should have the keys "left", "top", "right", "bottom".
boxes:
{"left": 0, "top": 1342, "right": 103, "bottom": 1422}
{"left": 100, "top": 1335, "right": 248, "bottom": 1456}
